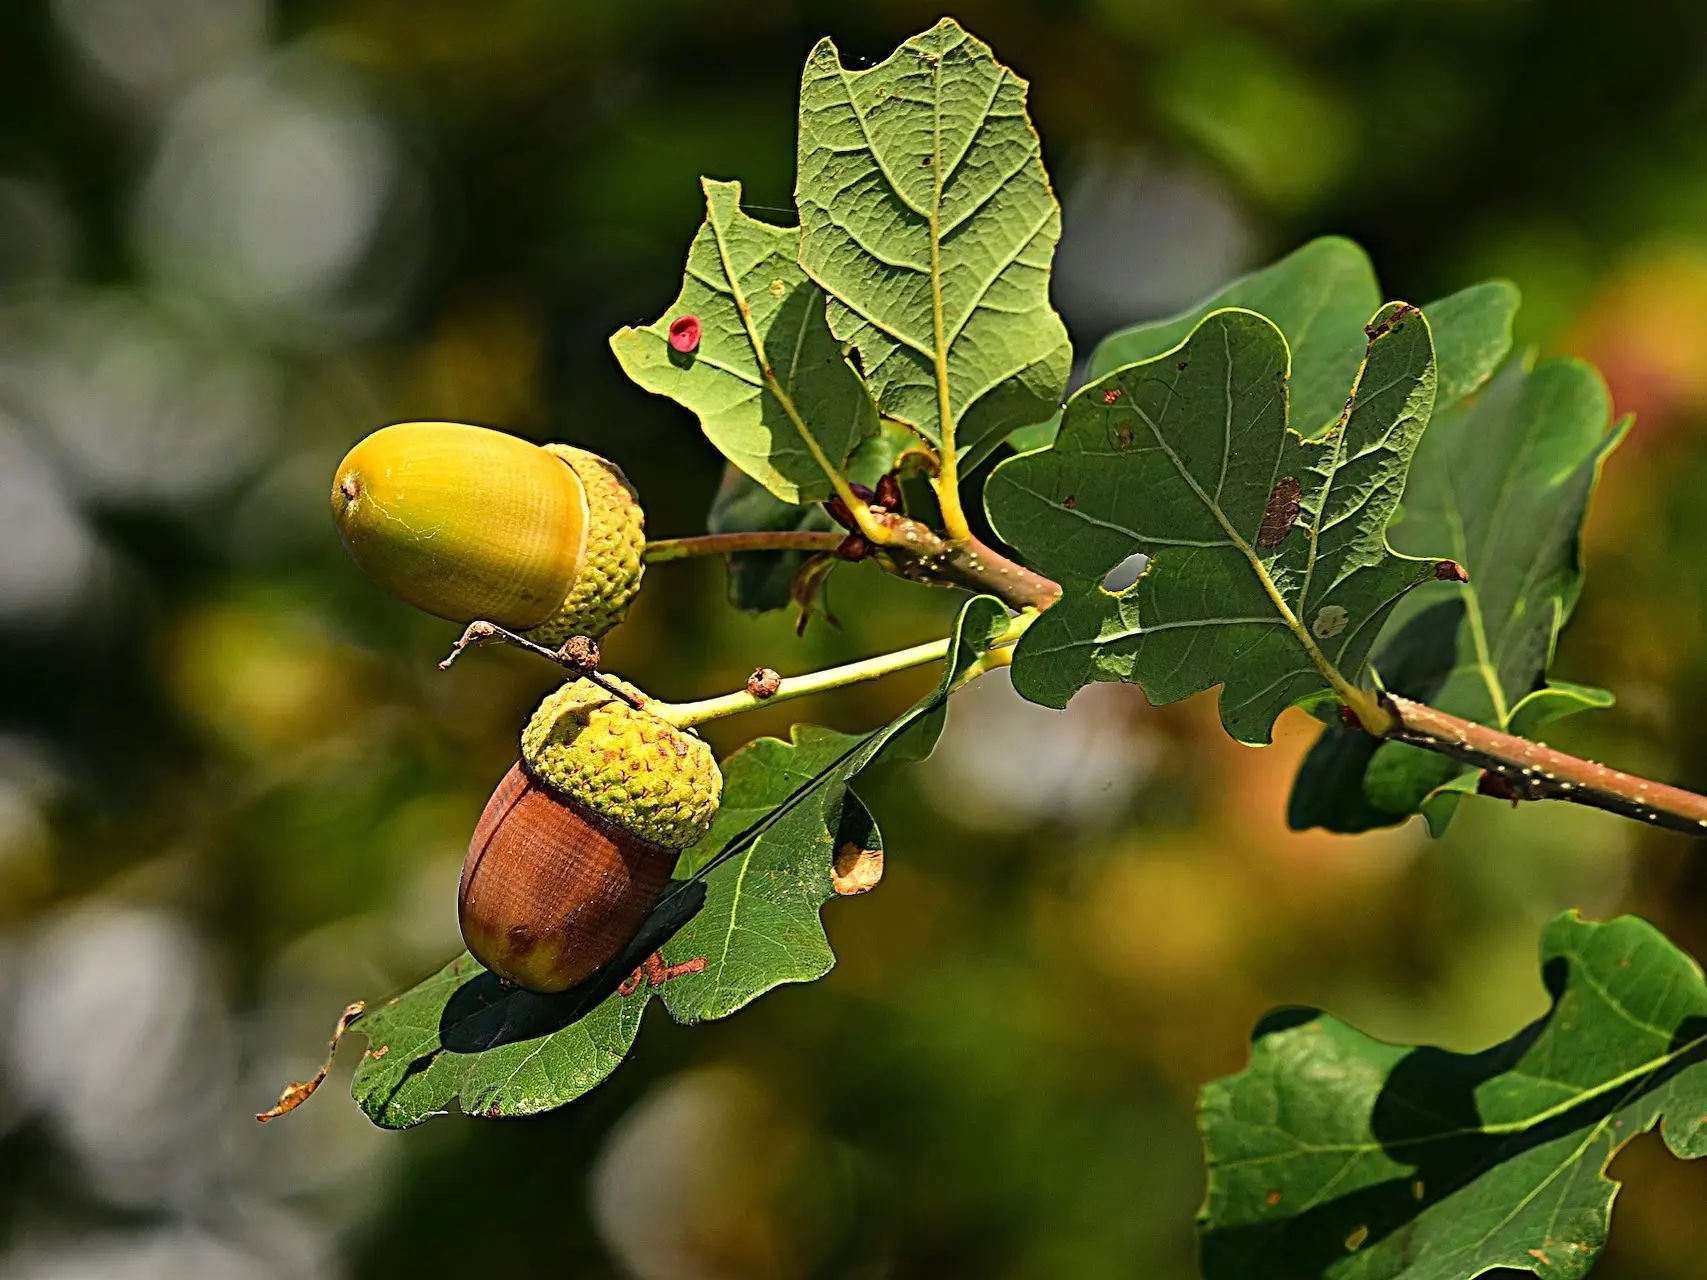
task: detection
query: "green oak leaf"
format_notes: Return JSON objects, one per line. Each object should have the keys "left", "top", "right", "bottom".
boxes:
{"left": 1426, "top": 280, "right": 1521, "bottom": 407}
{"left": 796, "top": 18, "right": 1070, "bottom": 472}
{"left": 1290, "top": 356, "right": 1629, "bottom": 834}
{"left": 610, "top": 177, "right": 876, "bottom": 504}
{"left": 349, "top": 596, "right": 1009, "bottom": 1127}
{"left": 660, "top": 593, "right": 1010, "bottom": 1022}
{"left": 1090, "top": 237, "right": 1380, "bottom": 439}
{"left": 1018, "top": 239, "right": 1514, "bottom": 455}
{"left": 986, "top": 304, "right": 1441, "bottom": 745}
{"left": 1199, "top": 911, "right": 1707, "bottom": 1280}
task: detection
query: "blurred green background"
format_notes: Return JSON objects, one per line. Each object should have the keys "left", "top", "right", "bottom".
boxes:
{"left": 3, "top": 0, "right": 1707, "bottom": 1276}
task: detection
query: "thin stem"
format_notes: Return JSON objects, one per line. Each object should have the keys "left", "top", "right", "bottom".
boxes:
{"left": 657, "top": 637, "right": 953, "bottom": 728}
{"left": 931, "top": 469, "right": 974, "bottom": 546}
{"left": 438, "top": 622, "right": 643, "bottom": 709}
{"left": 656, "top": 613, "right": 1034, "bottom": 729}
{"left": 644, "top": 531, "right": 847, "bottom": 563}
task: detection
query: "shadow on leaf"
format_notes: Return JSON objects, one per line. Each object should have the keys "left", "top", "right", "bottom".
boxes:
{"left": 1202, "top": 957, "right": 1707, "bottom": 1278}
{"left": 438, "top": 880, "right": 707, "bottom": 1053}
{"left": 1288, "top": 598, "right": 1465, "bottom": 833}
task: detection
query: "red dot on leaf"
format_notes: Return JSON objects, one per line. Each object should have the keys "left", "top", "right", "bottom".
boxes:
{"left": 669, "top": 315, "right": 702, "bottom": 353}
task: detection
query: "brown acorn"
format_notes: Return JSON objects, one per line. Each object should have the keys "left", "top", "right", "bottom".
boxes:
{"left": 458, "top": 678, "right": 721, "bottom": 993}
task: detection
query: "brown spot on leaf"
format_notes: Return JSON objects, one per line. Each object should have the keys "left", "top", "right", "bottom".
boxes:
{"left": 1266, "top": 1191, "right": 1282, "bottom": 1206}
{"left": 1529, "top": 1249, "right": 1550, "bottom": 1265}
{"left": 256, "top": 1002, "right": 365, "bottom": 1122}
{"left": 1257, "top": 477, "right": 1302, "bottom": 548}
{"left": 1113, "top": 422, "right": 1134, "bottom": 451}
{"left": 1345, "top": 1226, "right": 1369, "bottom": 1251}
{"left": 1175, "top": 360, "right": 1188, "bottom": 371}
{"left": 832, "top": 843, "right": 884, "bottom": 895}
{"left": 1433, "top": 559, "right": 1470, "bottom": 582}
{"left": 1103, "top": 388, "right": 1123, "bottom": 405}
{"left": 367, "top": 1045, "right": 389, "bottom": 1060}
{"left": 1062, "top": 494, "right": 1076, "bottom": 510}
{"left": 1412, "top": 1180, "right": 1425, "bottom": 1200}
{"left": 768, "top": 279, "right": 786, "bottom": 298}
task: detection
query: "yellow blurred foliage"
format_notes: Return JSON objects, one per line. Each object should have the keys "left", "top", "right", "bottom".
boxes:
{"left": 169, "top": 597, "right": 373, "bottom": 756}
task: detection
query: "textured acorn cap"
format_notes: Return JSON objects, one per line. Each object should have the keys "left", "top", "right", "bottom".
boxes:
{"left": 523, "top": 445, "right": 646, "bottom": 646}
{"left": 332, "top": 422, "right": 588, "bottom": 630}
{"left": 521, "top": 677, "right": 721, "bottom": 850}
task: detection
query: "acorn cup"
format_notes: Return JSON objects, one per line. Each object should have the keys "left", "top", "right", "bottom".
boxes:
{"left": 459, "top": 677, "right": 722, "bottom": 993}
{"left": 331, "top": 421, "right": 645, "bottom": 644}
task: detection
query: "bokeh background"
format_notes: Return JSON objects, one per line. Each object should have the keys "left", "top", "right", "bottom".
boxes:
{"left": 2, "top": 0, "right": 1707, "bottom": 1275}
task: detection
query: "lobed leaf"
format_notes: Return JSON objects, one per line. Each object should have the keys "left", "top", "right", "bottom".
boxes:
{"left": 1071, "top": 242, "right": 1514, "bottom": 453}
{"left": 609, "top": 178, "right": 876, "bottom": 505}
{"left": 1088, "top": 237, "right": 1381, "bottom": 441}
{"left": 796, "top": 18, "right": 1070, "bottom": 471}
{"left": 986, "top": 304, "right": 1441, "bottom": 745}
{"left": 1199, "top": 912, "right": 1707, "bottom": 1280}
{"left": 349, "top": 596, "right": 1010, "bottom": 1127}
{"left": 1290, "top": 355, "right": 1628, "bottom": 834}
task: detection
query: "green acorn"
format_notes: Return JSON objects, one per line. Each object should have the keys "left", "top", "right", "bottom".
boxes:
{"left": 459, "top": 677, "right": 722, "bottom": 993}
{"left": 331, "top": 421, "right": 645, "bottom": 642}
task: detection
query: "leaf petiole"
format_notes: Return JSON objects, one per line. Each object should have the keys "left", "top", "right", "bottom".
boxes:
{"left": 655, "top": 611, "right": 1035, "bottom": 729}
{"left": 643, "top": 531, "right": 849, "bottom": 562}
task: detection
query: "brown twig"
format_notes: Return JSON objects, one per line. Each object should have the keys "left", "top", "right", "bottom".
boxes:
{"left": 439, "top": 622, "right": 643, "bottom": 709}
{"left": 869, "top": 514, "right": 1062, "bottom": 611}
{"left": 859, "top": 531, "right": 1707, "bottom": 832}
{"left": 474, "top": 492, "right": 1707, "bottom": 833}
{"left": 1382, "top": 695, "right": 1707, "bottom": 836}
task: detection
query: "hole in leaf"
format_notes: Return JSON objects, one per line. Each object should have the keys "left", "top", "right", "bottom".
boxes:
{"left": 1101, "top": 552, "right": 1148, "bottom": 594}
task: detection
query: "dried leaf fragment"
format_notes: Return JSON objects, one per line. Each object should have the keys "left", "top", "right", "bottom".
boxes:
{"left": 256, "top": 1001, "right": 364, "bottom": 1122}
{"left": 832, "top": 843, "right": 884, "bottom": 895}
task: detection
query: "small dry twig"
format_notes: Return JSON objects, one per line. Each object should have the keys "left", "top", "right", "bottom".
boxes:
{"left": 256, "top": 1002, "right": 365, "bottom": 1122}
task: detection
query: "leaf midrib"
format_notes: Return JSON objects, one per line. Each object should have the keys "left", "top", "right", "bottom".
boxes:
{"left": 1127, "top": 362, "right": 1344, "bottom": 698}
{"left": 705, "top": 187, "right": 850, "bottom": 497}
